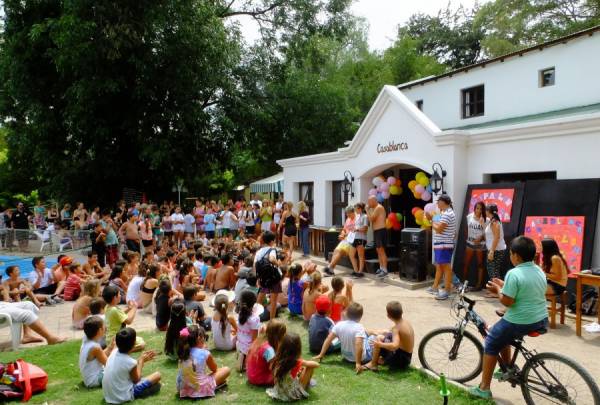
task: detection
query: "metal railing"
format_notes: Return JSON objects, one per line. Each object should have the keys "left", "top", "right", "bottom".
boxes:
{"left": 0, "top": 228, "right": 92, "bottom": 255}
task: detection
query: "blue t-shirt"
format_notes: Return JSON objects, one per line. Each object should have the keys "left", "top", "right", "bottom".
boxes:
{"left": 308, "top": 314, "right": 334, "bottom": 353}
{"left": 204, "top": 214, "right": 216, "bottom": 231}
{"left": 502, "top": 261, "right": 548, "bottom": 325}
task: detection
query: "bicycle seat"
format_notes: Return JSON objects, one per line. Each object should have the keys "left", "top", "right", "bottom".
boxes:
{"left": 527, "top": 327, "right": 547, "bottom": 337}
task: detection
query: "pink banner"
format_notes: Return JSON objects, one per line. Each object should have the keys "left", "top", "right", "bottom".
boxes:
{"left": 468, "top": 189, "right": 515, "bottom": 223}
{"left": 524, "top": 216, "right": 585, "bottom": 274}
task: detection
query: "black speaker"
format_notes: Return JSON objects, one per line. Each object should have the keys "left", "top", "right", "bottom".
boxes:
{"left": 399, "top": 243, "right": 427, "bottom": 281}
{"left": 324, "top": 230, "right": 340, "bottom": 260}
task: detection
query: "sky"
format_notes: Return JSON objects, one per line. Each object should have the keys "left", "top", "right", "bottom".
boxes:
{"left": 236, "top": 0, "right": 484, "bottom": 51}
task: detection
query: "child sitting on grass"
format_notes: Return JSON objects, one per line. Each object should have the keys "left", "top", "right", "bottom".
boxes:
{"left": 246, "top": 319, "right": 287, "bottom": 386}
{"left": 328, "top": 277, "right": 353, "bottom": 323}
{"left": 177, "top": 325, "right": 231, "bottom": 399}
{"left": 102, "top": 327, "right": 161, "bottom": 404}
{"left": 302, "top": 271, "right": 328, "bottom": 321}
{"left": 165, "top": 300, "right": 188, "bottom": 360}
{"left": 155, "top": 279, "right": 182, "bottom": 331}
{"left": 308, "top": 295, "right": 340, "bottom": 354}
{"left": 183, "top": 285, "right": 209, "bottom": 330}
{"left": 236, "top": 290, "right": 261, "bottom": 372}
{"left": 313, "top": 302, "right": 371, "bottom": 373}
{"left": 73, "top": 279, "right": 101, "bottom": 329}
{"left": 361, "top": 301, "right": 414, "bottom": 372}
{"left": 80, "top": 315, "right": 115, "bottom": 387}
{"left": 286, "top": 264, "right": 306, "bottom": 316}
{"left": 211, "top": 292, "right": 237, "bottom": 351}
{"left": 103, "top": 285, "right": 145, "bottom": 352}
{"left": 214, "top": 254, "right": 236, "bottom": 291}
{"left": 267, "top": 332, "right": 319, "bottom": 401}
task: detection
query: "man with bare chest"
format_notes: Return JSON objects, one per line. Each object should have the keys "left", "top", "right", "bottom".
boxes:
{"left": 367, "top": 196, "right": 388, "bottom": 278}
{"left": 118, "top": 213, "right": 141, "bottom": 252}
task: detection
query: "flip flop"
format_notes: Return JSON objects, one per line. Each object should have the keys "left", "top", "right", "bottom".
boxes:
{"left": 361, "top": 364, "right": 379, "bottom": 372}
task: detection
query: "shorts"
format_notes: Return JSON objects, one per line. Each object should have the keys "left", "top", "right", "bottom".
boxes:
{"left": 548, "top": 280, "right": 566, "bottom": 296}
{"left": 133, "top": 379, "right": 161, "bottom": 398}
{"left": 126, "top": 239, "right": 140, "bottom": 252}
{"left": 34, "top": 284, "right": 58, "bottom": 295}
{"left": 374, "top": 229, "right": 387, "bottom": 248}
{"left": 353, "top": 238, "right": 367, "bottom": 247}
{"left": 260, "top": 281, "right": 283, "bottom": 295}
{"left": 142, "top": 239, "right": 153, "bottom": 247}
{"left": 466, "top": 243, "right": 486, "bottom": 251}
{"left": 380, "top": 333, "right": 412, "bottom": 369}
{"left": 284, "top": 227, "right": 297, "bottom": 237}
{"left": 434, "top": 248, "right": 454, "bottom": 265}
{"left": 0, "top": 301, "right": 39, "bottom": 325}
{"left": 343, "top": 335, "right": 373, "bottom": 363}
{"left": 335, "top": 241, "right": 354, "bottom": 254}
{"left": 484, "top": 317, "right": 549, "bottom": 356}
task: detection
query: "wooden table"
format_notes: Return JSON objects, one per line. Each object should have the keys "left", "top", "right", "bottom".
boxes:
{"left": 576, "top": 273, "right": 600, "bottom": 336}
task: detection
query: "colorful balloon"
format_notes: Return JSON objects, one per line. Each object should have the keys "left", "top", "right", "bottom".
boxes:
{"left": 421, "top": 191, "right": 432, "bottom": 201}
{"left": 392, "top": 221, "right": 402, "bottom": 231}
{"left": 415, "top": 210, "right": 425, "bottom": 221}
{"left": 368, "top": 188, "right": 378, "bottom": 196}
{"left": 379, "top": 182, "right": 389, "bottom": 192}
{"left": 408, "top": 180, "right": 417, "bottom": 191}
{"left": 411, "top": 207, "right": 420, "bottom": 215}
{"left": 396, "top": 213, "right": 403, "bottom": 222}
{"left": 385, "top": 219, "right": 392, "bottom": 229}
{"left": 424, "top": 203, "right": 436, "bottom": 214}
{"left": 376, "top": 193, "right": 384, "bottom": 203}
{"left": 381, "top": 191, "right": 390, "bottom": 199}
{"left": 415, "top": 184, "right": 425, "bottom": 194}
{"left": 372, "top": 176, "right": 383, "bottom": 187}
{"left": 417, "top": 176, "right": 429, "bottom": 187}
{"left": 387, "top": 176, "right": 396, "bottom": 186}
{"left": 389, "top": 185, "right": 399, "bottom": 195}
{"left": 426, "top": 184, "right": 432, "bottom": 193}
{"left": 395, "top": 179, "right": 402, "bottom": 187}
{"left": 413, "top": 192, "right": 421, "bottom": 199}
{"left": 387, "top": 213, "right": 397, "bottom": 222}
{"left": 415, "top": 171, "right": 427, "bottom": 180}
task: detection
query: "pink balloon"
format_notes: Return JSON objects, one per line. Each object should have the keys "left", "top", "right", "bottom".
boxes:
{"left": 381, "top": 191, "right": 390, "bottom": 199}
{"left": 421, "top": 191, "right": 432, "bottom": 201}
{"left": 379, "top": 183, "right": 389, "bottom": 192}
{"left": 368, "top": 188, "right": 378, "bottom": 196}
{"left": 387, "top": 176, "right": 396, "bottom": 186}
{"left": 424, "top": 203, "right": 435, "bottom": 213}
{"left": 415, "top": 184, "right": 425, "bottom": 194}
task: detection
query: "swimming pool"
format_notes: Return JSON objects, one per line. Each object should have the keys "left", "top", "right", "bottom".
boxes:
{"left": 0, "top": 255, "right": 59, "bottom": 278}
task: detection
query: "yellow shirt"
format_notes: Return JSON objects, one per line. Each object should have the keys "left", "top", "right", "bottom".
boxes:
{"left": 105, "top": 305, "right": 127, "bottom": 342}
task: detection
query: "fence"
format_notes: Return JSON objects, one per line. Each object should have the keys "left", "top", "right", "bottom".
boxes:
{"left": 0, "top": 229, "right": 92, "bottom": 255}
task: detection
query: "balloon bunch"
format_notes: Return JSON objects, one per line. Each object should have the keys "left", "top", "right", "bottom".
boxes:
{"left": 412, "top": 205, "right": 433, "bottom": 229}
{"left": 407, "top": 172, "right": 432, "bottom": 202}
{"left": 369, "top": 176, "right": 403, "bottom": 203}
{"left": 385, "top": 212, "right": 403, "bottom": 231}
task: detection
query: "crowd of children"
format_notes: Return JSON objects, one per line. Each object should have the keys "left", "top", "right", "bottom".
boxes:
{"left": 69, "top": 228, "right": 417, "bottom": 403}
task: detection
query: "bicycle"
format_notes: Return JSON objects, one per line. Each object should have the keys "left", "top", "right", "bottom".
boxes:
{"left": 418, "top": 282, "right": 600, "bottom": 404}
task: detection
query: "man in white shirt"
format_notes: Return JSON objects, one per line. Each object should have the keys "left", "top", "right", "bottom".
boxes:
{"left": 249, "top": 194, "right": 263, "bottom": 209}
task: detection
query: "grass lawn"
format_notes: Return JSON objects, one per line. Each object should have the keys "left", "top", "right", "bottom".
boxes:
{"left": 0, "top": 315, "right": 491, "bottom": 404}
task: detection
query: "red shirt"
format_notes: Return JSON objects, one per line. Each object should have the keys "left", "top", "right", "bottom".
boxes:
{"left": 246, "top": 342, "right": 275, "bottom": 386}
{"left": 63, "top": 274, "right": 81, "bottom": 301}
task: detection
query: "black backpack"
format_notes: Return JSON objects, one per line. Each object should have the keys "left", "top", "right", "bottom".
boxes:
{"left": 255, "top": 248, "right": 282, "bottom": 289}
{"left": 568, "top": 289, "right": 598, "bottom": 316}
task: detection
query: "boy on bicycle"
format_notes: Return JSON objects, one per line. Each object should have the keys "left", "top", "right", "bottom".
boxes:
{"left": 469, "top": 236, "right": 548, "bottom": 399}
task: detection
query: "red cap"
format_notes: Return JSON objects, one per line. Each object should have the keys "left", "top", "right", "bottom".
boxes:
{"left": 59, "top": 256, "right": 73, "bottom": 267}
{"left": 315, "top": 295, "right": 331, "bottom": 313}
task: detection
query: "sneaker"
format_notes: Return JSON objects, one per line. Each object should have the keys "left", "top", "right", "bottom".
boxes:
{"left": 376, "top": 270, "right": 388, "bottom": 279}
{"left": 323, "top": 267, "right": 335, "bottom": 277}
{"left": 45, "top": 298, "right": 55, "bottom": 306}
{"left": 374, "top": 268, "right": 383, "bottom": 275}
{"left": 51, "top": 295, "right": 64, "bottom": 304}
{"left": 425, "top": 287, "right": 438, "bottom": 295}
{"left": 351, "top": 272, "right": 361, "bottom": 279}
{"left": 493, "top": 368, "right": 506, "bottom": 381}
{"left": 357, "top": 272, "right": 365, "bottom": 278}
{"left": 435, "top": 290, "right": 449, "bottom": 300}
{"left": 468, "top": 386, "right": 492, "bottom": 399}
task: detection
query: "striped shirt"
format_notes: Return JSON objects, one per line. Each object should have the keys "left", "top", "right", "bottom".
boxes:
{"left": 433, "top": 208, "right": 456, "bottom": 249}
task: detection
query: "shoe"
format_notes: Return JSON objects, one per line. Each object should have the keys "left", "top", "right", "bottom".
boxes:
{"left": 435, "top": 290, "right": 449, "bottom": 300}
{"left": 374, "top": 268, "right": 383, "bottom": 275}
{"left": 323, "top": 267, "right": 334, "bottom": 277}
{"left": 425, "top": 287, "right": 438, "bottom": 295}
{"left": 309, "top": 378, "right": 317, "bottom": 388}
{"left": 45, "top": 298, "right": 55, "bottom": 306}
{"left": 376, "top": 270, "right": 388, "bottom": 279}
{"left": 468, "top": 386, "right": 492, "bottom": 399}
{"left": 351, "top": 272, "right": 361, "bottom": 279}
{"left": 357, "top": 272, "right": 365, "bottom": 278}
{"left": 52, "top": 295, "right": 64, "bottom": 304}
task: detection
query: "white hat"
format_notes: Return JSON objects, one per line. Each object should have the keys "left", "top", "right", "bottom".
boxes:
{"left": 210, "top": 289, "right": 236, "bottom": 307}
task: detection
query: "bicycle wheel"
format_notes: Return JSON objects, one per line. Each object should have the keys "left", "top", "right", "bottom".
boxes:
{"left": 418, "top": 327, "right": 484, "bottom": 383}
{"left": 521, "top": 352, "right": 600, "bottom": 405}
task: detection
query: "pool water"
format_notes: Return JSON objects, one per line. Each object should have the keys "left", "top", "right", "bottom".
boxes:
{"left": 0, "top": 255, "right": 59, "bottom": 279}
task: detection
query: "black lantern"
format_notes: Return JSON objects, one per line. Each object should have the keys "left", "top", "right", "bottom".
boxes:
{"left": 431, "top": 163, "right": 447, "bottom": 195}
{"left": 342, "top": 170, "right": 354, "bottom": 199}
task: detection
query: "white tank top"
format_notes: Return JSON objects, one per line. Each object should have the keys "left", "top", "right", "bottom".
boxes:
{"left": 211, "top": 316, "right": 234, "bottom": 350}
{"left": 466, "top": 213, "right": 485, "bottom": 246}
{"left": 79, "top": 337, "right": 104, "bottom": 387}
{"left": 485, "top": 219, "right": 507, "bottom": 251}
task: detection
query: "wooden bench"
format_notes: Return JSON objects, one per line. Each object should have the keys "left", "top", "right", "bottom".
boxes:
{"left": 547, "top": 291, "right": 568, "bottom": 329}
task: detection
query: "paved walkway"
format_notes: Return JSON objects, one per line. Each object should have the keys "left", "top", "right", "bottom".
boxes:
{"left": 1, "top": 252, "right": 599, "bottom": 404}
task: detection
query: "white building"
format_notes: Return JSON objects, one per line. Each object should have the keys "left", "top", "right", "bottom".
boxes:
{"left": 278, "top": 26, "right": 600, "bottom": 268}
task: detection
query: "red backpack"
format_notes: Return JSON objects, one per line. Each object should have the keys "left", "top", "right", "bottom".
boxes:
{"left": 0, "top": 360, "right": 48, "bottom": 402}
